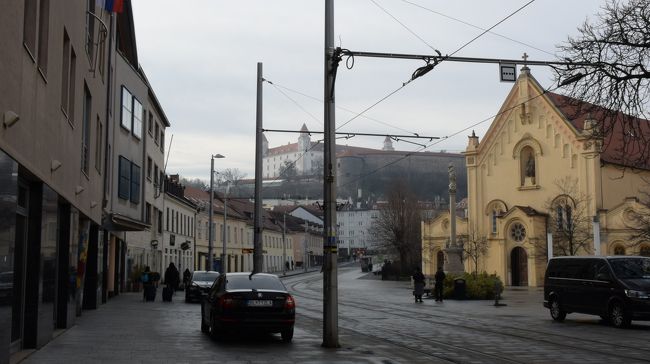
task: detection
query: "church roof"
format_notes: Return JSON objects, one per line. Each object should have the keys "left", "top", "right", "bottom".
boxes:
{"left": 300, "top": 123, "right": 309, "bottom": 132}
{"left": 545, "top": 92, "right": 650, "bottom": 170}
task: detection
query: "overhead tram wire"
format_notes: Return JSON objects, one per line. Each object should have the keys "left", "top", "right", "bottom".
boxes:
{"left": 265, "top": 79, "right": 417, "bottom": 135}
{"left": 334, "top": 0, "right": 536, "bottom": 133}
{"left": 339, "top": 82, "right": 562, "bottom": 190}
{"left": 399, "top": 0, "right": 554, "bottom": 57}
{"left": 369, "top": 0, "right": 441, "bottom": 53}
{"left": 265, "top": 79, "right": 322, "bottom": 127}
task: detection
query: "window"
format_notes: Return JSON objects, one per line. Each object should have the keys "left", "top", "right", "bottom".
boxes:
{"left": 130, "top": 163, "right": 140, "bottom": 204}
{"left": 95, "top": 116, "right": 102, "bottom": 173}
{"left": 61, "top": 30, "right": 76, "bottom": 123}
{"left": 120, "top": 86, "right": 132, "bottom": 131}
{"left": 510, "top": 223, "right": 526, "bottom": 242}
{"left": 157, "top": 210, "right": 162, "bottom": 234}
{"left": 166, "top": 207, "right": 169, "bottom": 230}
{"left": 154, "top": 164, "right": 159, "bottom": 185}
{"left": 148, "top": 111, "right": 153, "bottom": 135}
{"left": 132, "top": 98, "right": 143, "bottom": 139}
{"left": 118, "top": 156, "right": 130, "bottom": 199}
{"left": 145, "top": 203, "right": 151, "bottom": 225}
{"left": 160, "top": 130, "right": 165, "bottom": 152}
{"left": 147, "top": 157, "right": 152, "bottom": 180}
{"left": 81, "top": 84, "right": 91, "bottom": 174}
{"left": 24, "top": 0, "right": 50, "bottom": 75}
{"left": 154, "top": 123, "right": 159, "bottom": 144}
{"left": 491, "top": 210, "right": 498, "bottom": 234}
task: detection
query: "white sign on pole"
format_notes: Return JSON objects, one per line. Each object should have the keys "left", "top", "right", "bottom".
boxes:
{"left": 499, "top": 63, "right": 517, "bottom": 82}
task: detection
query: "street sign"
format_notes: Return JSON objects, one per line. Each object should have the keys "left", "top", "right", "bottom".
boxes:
{"left": 499, "top": 63, "right": 516, "bottom": 82}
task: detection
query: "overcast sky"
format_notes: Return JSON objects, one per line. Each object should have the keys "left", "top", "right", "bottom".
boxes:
{"left": 131, "top": 0, "right": 609, "bottom": 181}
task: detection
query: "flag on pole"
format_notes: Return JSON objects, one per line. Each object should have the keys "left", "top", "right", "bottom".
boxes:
{"left": 104, "top": 0, "right": 124, "bottom": 13}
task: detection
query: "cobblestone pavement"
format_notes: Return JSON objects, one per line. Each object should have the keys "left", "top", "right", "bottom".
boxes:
{"left": 21, "top": 265, "right": 650, "bottom": 363}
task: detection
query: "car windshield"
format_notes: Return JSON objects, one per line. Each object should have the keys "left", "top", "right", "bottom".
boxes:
{"left": 226, "top": 274, "right": 286, "bottom": 291}
{"left": 192, "top": 272, "right": 219, "bottom": 282}
{"left": 608, "top": 258, "right": 650, "bottom": 279}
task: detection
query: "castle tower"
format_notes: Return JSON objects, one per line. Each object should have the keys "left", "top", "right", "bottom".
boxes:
{"left": 382, "top": 136, "right": 394, "bottom": 151}
{"left": 298, "top": 123, "right": 310, "bottom": 151}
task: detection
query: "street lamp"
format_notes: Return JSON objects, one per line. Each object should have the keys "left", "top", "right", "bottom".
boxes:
{"left": 221, "top": 181, "right": 231, "bottom": 274}
{"left": 208, "top": 154, "right": 225, "bottom": 271}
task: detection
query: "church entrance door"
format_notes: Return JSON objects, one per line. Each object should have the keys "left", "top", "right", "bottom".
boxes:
{"left": 510, "top": 247, "right": 528, "bottom": 286}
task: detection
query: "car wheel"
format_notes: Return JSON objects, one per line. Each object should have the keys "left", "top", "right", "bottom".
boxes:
{"left": 609, "top": 302, "right": 631, "bottom": 328}
{"left": 281, "top": 327, "right": 294, "bottom": 342}
{"left": 549, "top": 298, "right": 566, "bottom": 322}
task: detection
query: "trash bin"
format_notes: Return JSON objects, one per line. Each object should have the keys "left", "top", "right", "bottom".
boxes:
{"left": 454, "top": 278, "right": 466, "bottom": 300}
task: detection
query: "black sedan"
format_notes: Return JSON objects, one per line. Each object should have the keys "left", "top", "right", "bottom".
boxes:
{"left": 185, "top": 271, "right": 219, "bottom": 303}
{"left": 201, "top": 272, "right": 295, "bottom": 342}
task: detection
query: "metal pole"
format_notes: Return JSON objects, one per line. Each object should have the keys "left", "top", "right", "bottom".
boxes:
{"left": 304, "top": 222, "right": 308, "bottom": 272}
{"left": 208, "top": 156, "right": 215, "bottom": 271}
{"left": 282, "top": 212, "right": 287, "bottom": 275}
{"left": 222, "top": 185, "right": 228, "bottom": 274}
{"left": 254, "top": 62, "right": 264, "bottom": 273}
{"left": 323, "top": 0, "right": 339, "bottom": 348}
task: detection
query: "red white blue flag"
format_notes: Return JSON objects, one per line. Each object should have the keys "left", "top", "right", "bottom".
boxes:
{"left": 97, "top": 0, "right": 124, "bottom": 13}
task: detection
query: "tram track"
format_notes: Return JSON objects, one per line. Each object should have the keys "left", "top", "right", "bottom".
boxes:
{"left": 283, "top": 270, "right": 650, "bottom": 363}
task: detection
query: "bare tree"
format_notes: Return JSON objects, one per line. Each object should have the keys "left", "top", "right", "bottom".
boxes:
{"left": 216, "top": 168, "right": 247, "bottom": 186}
{"left": 180, "top": 177, "right": 208, "bottom": 191}
{"left": 627, "top": 185, "right": 650, "bottom": 246}
{"left": 462, "top": 229, "right": 488, "bottom": 276}
{"left": 280, "top": 161, "right": 298, "bottom": 182}
{"left": 553, "top": 0, "right": 650, "bottom": 168}
{"left": 370, "top": 179, "right": 421, "bottom": 273}
{"left": 545, "top": 177, "right": 593, "bottom": 256}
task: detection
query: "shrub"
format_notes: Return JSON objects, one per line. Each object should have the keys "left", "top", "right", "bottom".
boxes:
{"left": 442, "top": 272, "right": 503, "bottom": 300}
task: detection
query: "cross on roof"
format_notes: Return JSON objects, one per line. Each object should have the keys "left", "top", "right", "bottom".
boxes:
{"left": 522, "top": 52, "right": 529, "bottom": 64}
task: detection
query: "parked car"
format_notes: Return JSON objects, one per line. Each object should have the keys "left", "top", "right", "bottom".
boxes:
{"left": 544, "top": 256, "right": 650, "bottom": 328}
{"left": 185, "top": 271, "right": 219, "bottom": 303}
{"left": 201, "top": 272, "right": 295, "bottom": 342}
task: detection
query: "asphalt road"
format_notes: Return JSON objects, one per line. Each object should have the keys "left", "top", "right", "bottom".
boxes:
{"left": 20, "top": 264, "right": 650, "bottom": 363}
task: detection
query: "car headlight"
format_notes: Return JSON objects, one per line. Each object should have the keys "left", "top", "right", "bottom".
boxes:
{"left": 625, "top": 289, "right": 650, "bottom": 299}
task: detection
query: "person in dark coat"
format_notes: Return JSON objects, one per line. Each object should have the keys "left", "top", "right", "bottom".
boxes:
{"left": 434, "top": 266, "right": 446, "bottom": 302}
{"left": 164, "top": 262, "right": 180, "bottom": 292}
{"left": 412, "top": 267, "right": 425, "bottom": 303}
{"left": 183, "top": 268, "right": 191, "bottom": 289}
{"left": 141, "top": 266, "right": 154, "bottom": 302}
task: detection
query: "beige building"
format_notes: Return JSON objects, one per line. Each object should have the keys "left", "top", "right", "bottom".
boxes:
{"left": 422, "top": 67, "right": 650, "bottom": 287}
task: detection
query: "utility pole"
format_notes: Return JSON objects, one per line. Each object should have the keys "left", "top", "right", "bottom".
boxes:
{"left": 208, "top": 157, "right": 215, "bottom": 271}
{"left": 304, "top": 221, "right": 308, "bottom": 272}
{"left": 222, "top": 183, "right": 230, "bottom": 274}
{"left": 282, "top": 212, "right": 286, "bottom": 275}
{"left": 323, "top": 0, "right": 339, "bottom": 348}
{"left": 254, "top": 62, "right": 264, "bottom": 273}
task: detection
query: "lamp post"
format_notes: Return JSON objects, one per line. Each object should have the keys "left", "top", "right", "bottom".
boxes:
{"left": 208, "top": 154, "right": 225, "bottom": 271}
{"left": 221, "top": 182, "right": 231, "bottom": 274}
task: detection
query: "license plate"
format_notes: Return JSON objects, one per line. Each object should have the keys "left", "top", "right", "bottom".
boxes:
{"left": 247, "top": 299, "right": 273, "bottom": 307}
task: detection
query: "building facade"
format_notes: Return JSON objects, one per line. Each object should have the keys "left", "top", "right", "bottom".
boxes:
{"left": 422, "top": 68, "right": 650, "bottom": 286}
{"left": 162, "top": 176, "right": 196, "bottom": 274}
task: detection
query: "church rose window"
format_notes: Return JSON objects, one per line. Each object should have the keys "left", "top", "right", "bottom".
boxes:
{"left": 510, "top": 223, "right": 526, "bottom": 242}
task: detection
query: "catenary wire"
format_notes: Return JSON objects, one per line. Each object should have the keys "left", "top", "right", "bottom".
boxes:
{"left": 369, "top": 0, "right": 440, "bottom": 53}
{"left": 339, "top": 82, "right": 560, "bottom": 189}
{"left": 400, "top": 0, "right": 554, "bottom": 57}
{"left": 267, "top": 80, "right": 322, "bottom": 127}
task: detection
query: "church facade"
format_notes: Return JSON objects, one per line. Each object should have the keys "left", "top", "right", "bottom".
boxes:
{"left": 422, "top": 67, "right": 650, "bottom": 286}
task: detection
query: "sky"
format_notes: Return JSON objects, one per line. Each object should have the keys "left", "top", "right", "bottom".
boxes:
{"left": 130, "top": 0, "right": 609, "bottom": 182}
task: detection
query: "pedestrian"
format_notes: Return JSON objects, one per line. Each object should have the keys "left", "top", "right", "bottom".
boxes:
{"left": 381, "top": 259, "right": 389, "bottom": 281}
{"left": 434, "top": 266, "right": 446, "bottom": 302}
{"left": 164, "top": 262, "right": 180, "bottom": 292}
{"left": 183, "top": 268, "right": 191, "bottom": 289}
{"left": 141, "top": 266, "right": 154, "bottom": 302}
{"left": 412, "top": 267, "right": 425, "bottom": 303}
{"left": 285, "top": 261, "right": 290, "bottom": 272}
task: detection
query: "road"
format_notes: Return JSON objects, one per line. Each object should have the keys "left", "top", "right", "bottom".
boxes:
{"left": 21, "top": 264, "right": 650, "bottom": 363}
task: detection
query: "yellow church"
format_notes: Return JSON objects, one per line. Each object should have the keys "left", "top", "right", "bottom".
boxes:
{"left": 422, "top": 67, "right": 650, "bottom": 287}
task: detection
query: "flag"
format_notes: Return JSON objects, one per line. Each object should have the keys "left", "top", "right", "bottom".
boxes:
{"left": 104, "top": 0, "right": 124, "bottom": 13}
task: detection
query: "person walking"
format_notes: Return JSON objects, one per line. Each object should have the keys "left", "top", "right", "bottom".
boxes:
{"left": 164, "top": 262, "right": 180, "bottom": 292}
{"left": 182, "top": 268, "right": 191, "bottom": 289}
{"left": 141, "top": 266, "right": 155, "bottom": 302}
{"left": 434, "top": 266, "right": 446, "bottom": 302}
{"left": 412, "top": 267, "right": 425, "bottom": 303}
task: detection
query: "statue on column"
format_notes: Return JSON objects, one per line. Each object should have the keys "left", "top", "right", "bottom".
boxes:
{"left": 448, "top": 163, "right": 457, "bottom": 194}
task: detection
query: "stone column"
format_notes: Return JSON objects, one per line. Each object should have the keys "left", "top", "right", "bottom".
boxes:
{"left": 444, "top": 163, "right": 464, "bottom": 274}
